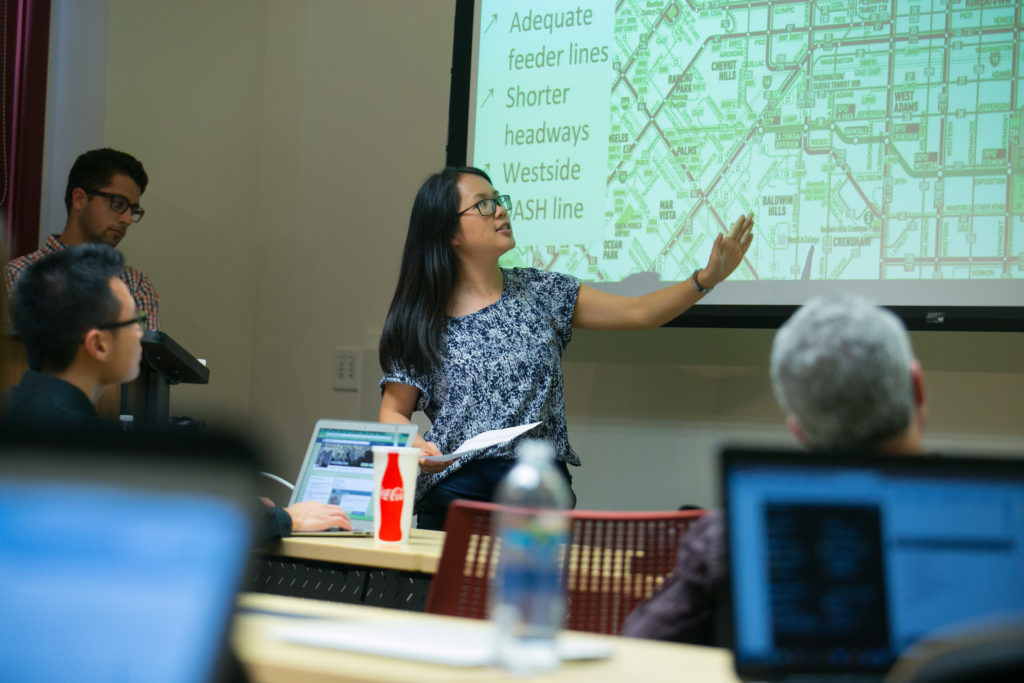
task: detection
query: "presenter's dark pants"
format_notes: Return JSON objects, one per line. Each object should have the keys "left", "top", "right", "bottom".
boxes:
{"left": 415, "top": 458, "right": 576, "bottom": 531}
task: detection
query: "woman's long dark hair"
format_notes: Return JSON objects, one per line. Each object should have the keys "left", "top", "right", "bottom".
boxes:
{"left": 379, "top": 167, "right": 491, "bottom": 375}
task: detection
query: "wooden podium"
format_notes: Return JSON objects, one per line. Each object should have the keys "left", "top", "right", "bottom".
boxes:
{"left": 2, "top": 330, "right": 209, "bottom": 426}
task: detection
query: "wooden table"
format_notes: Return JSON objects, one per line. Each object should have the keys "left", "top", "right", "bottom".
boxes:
{"left": 249, "top": 530, "right": 444, "bottom": 609}
{"left": 267, "top": 529, "right": 444, "bottom": 573}
{"left": 233, "top": 593, "right": 742, "bottom": 683}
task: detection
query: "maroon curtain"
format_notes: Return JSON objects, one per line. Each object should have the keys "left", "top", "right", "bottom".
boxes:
{"left": 2, "top": 0, "right": 50, "bottom": 259}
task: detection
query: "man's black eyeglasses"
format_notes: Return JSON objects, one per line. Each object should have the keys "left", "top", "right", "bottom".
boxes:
{"left": 458, "top": 194, "right": 512, "bottom": 217}
{"left": 84, "top": 189, "right": 145, "bottom": 223}
{"left": 98, "top": 311, "right": 147, "bottom": 331}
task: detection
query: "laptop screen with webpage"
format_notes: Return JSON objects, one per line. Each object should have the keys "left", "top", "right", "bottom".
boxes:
{"left": 722, "top": 448, "right": 1024, "bottom": 680}
{"left": 289, "top": 420, "right": 417, "bottom": 531}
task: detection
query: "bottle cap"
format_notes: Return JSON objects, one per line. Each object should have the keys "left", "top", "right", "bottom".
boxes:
{"left": 516, "top": 439, "right": 554, "bottom": 465}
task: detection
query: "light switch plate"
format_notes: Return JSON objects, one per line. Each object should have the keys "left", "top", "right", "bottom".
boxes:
{"left": 333, "top": 347, "right": 360, "bottom": 392}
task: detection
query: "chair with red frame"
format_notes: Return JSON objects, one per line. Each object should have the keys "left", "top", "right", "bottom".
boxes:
{"left": 425, "top": 499, "right": 706, "bottom": 635}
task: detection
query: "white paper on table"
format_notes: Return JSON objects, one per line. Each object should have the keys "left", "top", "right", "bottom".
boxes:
{"left": 420, "top": 422, "right": 542, "bottom": 462}
{"left": 268, "top": 619, "right": 612, "bottom": 667}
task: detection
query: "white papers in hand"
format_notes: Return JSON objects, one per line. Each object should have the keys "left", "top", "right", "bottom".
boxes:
{"left": 420, "top": 422, "right": 542, "bottom": 462}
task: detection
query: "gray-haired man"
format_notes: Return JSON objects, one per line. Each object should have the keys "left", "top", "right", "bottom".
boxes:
{"left": 621, "top": 294, "right": 927, "bottom": 643}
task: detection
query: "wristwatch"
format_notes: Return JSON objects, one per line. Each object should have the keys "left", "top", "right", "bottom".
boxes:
{"left": 690, "top": 269, "right": 712, "bottom": 294}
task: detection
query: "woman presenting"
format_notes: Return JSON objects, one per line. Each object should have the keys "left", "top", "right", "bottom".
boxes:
{"left": 379, "top": 167, "right": 753, "bottom": 530}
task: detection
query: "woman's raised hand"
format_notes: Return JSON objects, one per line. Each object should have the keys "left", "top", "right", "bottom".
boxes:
{"left": 700, "top": 212, "right": 754, "bottom": 288}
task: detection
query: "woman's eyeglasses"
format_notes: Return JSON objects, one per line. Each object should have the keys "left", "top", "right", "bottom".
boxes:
{"left": 458, "top": 194, "right": 512, "bottom": 217}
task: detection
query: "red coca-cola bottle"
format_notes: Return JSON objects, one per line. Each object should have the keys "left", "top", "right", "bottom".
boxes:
{"left": 378, "top": 451, "right": 405, "bottom": 542}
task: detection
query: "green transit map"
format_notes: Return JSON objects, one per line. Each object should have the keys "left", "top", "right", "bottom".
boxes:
{"left": 473, "top": 0, "right": 1022, "bottom": 285}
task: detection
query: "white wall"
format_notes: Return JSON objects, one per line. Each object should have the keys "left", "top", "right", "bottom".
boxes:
{"left": 40, "top": 1, "right": 1024, "bottom": 511}
{"left": 560, "top": 327, "right": 1024, "bottom": 510}
{"left": 40, "top": 0, "right": 110, "bottom": 244}
{"left": 103, "top": 0, "right": 268, "bottom": 424}
{"left": 248, "top": 1, "right": 457, "bottom": 476}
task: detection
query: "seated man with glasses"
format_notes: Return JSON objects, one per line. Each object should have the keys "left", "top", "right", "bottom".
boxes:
{"left": 3, "top": 148, "right": 160, "bottom": 329}
{"left": 3, "top": 244, "right": 143, "bottom": 427}
{"left": 2, "top": 243, "right": 353, "bottom": 540}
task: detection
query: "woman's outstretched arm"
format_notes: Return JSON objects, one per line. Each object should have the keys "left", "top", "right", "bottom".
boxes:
{"left": 572, "top": 212, "right": 754, "bottom": 330}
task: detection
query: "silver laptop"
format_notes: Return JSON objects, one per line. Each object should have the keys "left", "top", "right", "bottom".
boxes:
{"left": 288, "top": 419, "right": 418, "bottom": 535}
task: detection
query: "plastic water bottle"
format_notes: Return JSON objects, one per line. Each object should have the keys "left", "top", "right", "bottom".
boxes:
{"left": 491, "top": 440, "right": 572, "bottom": 674}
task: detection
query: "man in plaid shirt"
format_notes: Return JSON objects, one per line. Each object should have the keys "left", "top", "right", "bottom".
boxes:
{"left": 4, "top": 148, "right": 159, "bottom": 329}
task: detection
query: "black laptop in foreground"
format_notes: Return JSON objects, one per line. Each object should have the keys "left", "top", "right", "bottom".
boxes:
{"left": 721, "top": 447, "right": 1024, "bottom": 682}
{"left": 0, "top": 425, "right": 262, "bottom": 683}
